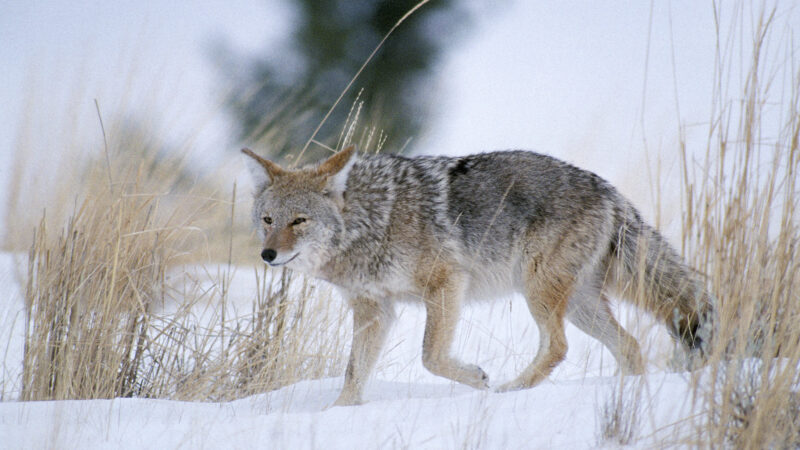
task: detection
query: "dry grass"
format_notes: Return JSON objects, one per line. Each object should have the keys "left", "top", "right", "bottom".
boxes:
{"left": 677, "top": 3, "right": 800, "bottom": 448}
{"left": 10, "top": 101, "right": 353, "bottom": 401}
{"left": 21, "top": 179, "right": 185, "bottom": 399}
{"left": 599, "top": 375, "right": 643, "bottom": 445}
{"left": 597, "top": 2, "right": 800, "bottom": 447}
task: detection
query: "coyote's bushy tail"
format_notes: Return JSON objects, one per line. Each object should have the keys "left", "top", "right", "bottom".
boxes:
{"left": 606, "top": 203, "right": 715, "bottom": 362}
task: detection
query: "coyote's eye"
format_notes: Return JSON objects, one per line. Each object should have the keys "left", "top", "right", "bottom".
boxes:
{"left": 291, "top": 217, "right": 307, "bottom": 226}
{"left": 262, "top": 216, "right": 273, "bottom": 225}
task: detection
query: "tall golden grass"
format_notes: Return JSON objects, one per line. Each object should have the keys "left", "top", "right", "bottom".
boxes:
{"left": 660, "top": 3, "right": 798, "bottom": 447}
{"left": 686, "top": 21, "right": 799, "bottom": 450}
{"left": 597, "top": 2, "right": 799, "bottom": 446}
{"left": 10, "top": 105, "right": 349, "bottom": 401}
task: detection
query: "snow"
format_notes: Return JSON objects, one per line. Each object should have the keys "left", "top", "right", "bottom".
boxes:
{"left": 0, "top": 251, "right": 707, "bottom": 448}
{"left": 0, "top": 373, "right": 701, "bottom": 448}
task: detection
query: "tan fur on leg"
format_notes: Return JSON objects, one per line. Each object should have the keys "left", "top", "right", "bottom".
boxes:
{"left": 334, "top": 297, "right": 393, "bottom": 406}
{"left": 418, "top": 265, "right": 489, "bottom": 389}
{"left": 497, "top": 271, "right": 570, "bottom": 392}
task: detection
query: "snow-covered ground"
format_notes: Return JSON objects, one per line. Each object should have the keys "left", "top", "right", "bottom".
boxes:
{"left": 0, "top": 251, "right": 708, "bottom": 448}
{"left": 0, "top": 373, "right": 701, "bottom": 448}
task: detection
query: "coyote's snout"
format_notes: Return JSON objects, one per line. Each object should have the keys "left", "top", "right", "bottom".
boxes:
{"left": 243, "top": 146, "right": 714, "bottom": 406}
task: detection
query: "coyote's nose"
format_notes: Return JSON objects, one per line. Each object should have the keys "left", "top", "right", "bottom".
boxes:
{"left": 261, "top": 248, "right": 277, "bottom": 263}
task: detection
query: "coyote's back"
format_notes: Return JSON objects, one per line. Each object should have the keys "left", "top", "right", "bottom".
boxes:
{"left": 243, "top": 146, "right": 714, "bottom": 405}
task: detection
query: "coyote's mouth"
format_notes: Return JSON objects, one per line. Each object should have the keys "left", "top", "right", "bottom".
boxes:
{"left": 268, "top": 252, "right": 299, "bottom": 267}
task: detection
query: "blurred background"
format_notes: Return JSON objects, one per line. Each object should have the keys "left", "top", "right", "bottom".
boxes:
{"left": 1, "top": 0, "right": 798, "bottom": 242}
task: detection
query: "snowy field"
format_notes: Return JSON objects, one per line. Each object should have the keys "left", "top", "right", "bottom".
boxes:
{"left": 0, "top": 374, "right": 700, "bottom": 448}
{"left": 0, "top": 251, "right": 709, "bottom": 448}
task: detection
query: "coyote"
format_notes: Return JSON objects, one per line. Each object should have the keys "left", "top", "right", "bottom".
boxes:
{"left": 243, "top": 146, "right": 713, "bottom": 406}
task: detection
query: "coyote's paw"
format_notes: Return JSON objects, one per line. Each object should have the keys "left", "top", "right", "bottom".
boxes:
{"left": 331, "top": 393, "right": 364, "bottom": 407}
{"left": 493, "top": 381, "right": 524, "bottom": 393}
{"left": 463, "top": 364, "right": 490, "bottom": 390}
{"left": 494, "top": 375, "right": 544, "bottom": 392}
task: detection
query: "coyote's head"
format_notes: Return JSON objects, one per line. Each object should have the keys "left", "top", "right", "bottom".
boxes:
{"left": 242, "top": 146, "right": 356, "bottom": 274}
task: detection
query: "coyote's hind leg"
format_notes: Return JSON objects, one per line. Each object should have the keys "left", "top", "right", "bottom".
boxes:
{"left": 496, "top": 272, "right": 570, "bottom": 392}
{"left": 567, "top": 285, "right": 644, "bottom": 375}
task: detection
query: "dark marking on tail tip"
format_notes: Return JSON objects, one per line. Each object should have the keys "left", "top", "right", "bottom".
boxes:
{"left": 680, "top": 318, "right": 703, "bottom": 350}
{"left": 677, "top": 311, "right": 713, "bottom": 360}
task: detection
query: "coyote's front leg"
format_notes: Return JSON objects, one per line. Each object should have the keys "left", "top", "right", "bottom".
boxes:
{"left": 420, "top": 269, "right": 489, "bottom": 389}
{"left": 333, "top": 297, "right": 394, "bottom": 406}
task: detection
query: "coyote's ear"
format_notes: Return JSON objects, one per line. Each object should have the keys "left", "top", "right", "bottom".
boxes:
{"left": 318, "top": 145, "right": 357, "bottom": 203}
{"left": 316, "top": 145, "right": 357, "bottom": 177}
{"left": 242, "top": 148, "right": 285, "bottom": 187}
